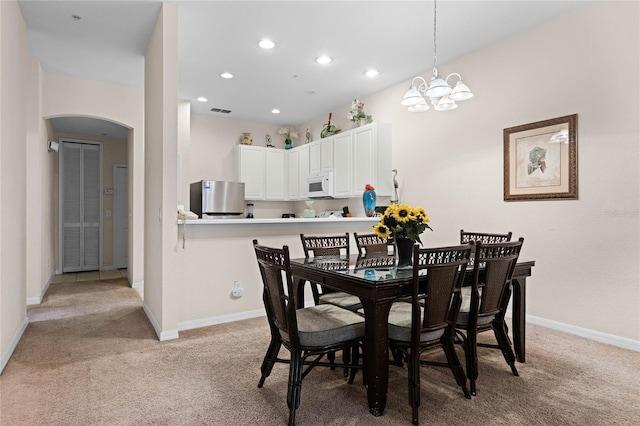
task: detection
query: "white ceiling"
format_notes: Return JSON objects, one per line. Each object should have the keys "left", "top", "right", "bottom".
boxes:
{"left": 19, "top": 0, "right": 590, "bottom": 137}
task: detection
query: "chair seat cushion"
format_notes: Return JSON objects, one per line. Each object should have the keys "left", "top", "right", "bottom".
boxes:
{"left": 319, "top": 292, "right": 362, "bottom": 310}
{"left": 457, "top": 287, "right": 494, "bottom": 326}
{"left": 282, "top": 304, "right": 365, "bottom": 347}
{"left": 459, "top": 286, "right": 482, "bottom": 313}
{"left": 386, "top": 302, "right": 446, "bottom": 343}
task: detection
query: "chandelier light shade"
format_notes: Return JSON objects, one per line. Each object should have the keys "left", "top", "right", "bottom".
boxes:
{"left": 401, "top": 0, "right": 473, "bottom": 112}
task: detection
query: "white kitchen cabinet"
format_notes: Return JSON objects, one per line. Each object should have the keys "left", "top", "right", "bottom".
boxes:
{"left": 265, "top": 148, "right": 285, "bottom": 200}
{"left": 332, "top": 132, "right": 353, "bottom": 197}
{"left": 320, "top": 137, "right": 333, "bottom": 172}
{"left": 309, "top": 137, "right": 334, "bottom": 174}
{"left": 352, "top": 123, "right": 392, "bottom": 196}
{"left": 235, "top": 123, "right": 391, "bottom": 201}
{"left": 287, "top": 147, "right": 300, "bottom": 200}
{"left": 298, "top": 144, "right": 310, "bottom": 198}
{"left": 235, "top": 145, "right": 265, "bottom": 200}
{"left": 309, "top": 141, "right": 321, "bottom": 174}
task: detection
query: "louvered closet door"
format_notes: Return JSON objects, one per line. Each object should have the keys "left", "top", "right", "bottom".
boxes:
{"left": 62, "top": 142, "right": 101, "bottom": 272}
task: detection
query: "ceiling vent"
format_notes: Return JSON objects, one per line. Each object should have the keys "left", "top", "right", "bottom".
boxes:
{"left": 210, "top": 108, "right": 231, "bottom": 114}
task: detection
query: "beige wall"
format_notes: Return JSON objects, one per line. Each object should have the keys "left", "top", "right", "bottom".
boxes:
{"left": 0, "top": 0, "right": 29, "bottom": 371}
{"left": 52, "top": 132, "right": 128, "bottom": 269}
{"left": 42, "top": 73, "right": 144, "bottom": 287}
{"left": 144, "top": 3, "right": 182, "bottom": 340}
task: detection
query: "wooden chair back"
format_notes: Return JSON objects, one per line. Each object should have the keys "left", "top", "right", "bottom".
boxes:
{"left": 470, "top": 238, "right": 524, "bottom": 324}
{"left": 411, "top": 244, "right": 472, "bottom": 341}
{"left": 300, "top": 233, "right": 350, "bottom": 258}
{"left": 460, "top": 230, "right": 512, "bottom": 244}
{"left": 354, "top": 232, "right": 395, "bottom": 256}
{"left": 253, "top": 240, "right": 300, "bottom": 347}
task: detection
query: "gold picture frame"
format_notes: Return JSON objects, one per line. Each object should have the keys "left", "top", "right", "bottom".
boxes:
{"left": 503, "top": 114, "right": 578, "bottom": 201}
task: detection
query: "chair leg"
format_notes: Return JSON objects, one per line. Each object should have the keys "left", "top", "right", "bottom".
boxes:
{"left": 442, "top": 337, "right": 471, "bottom": 399}
{"left": 348, "top": 344, "right": 359, "bottom": 384}
{"left": 328, "top": 350, "right": 336, "bottom": 370}
{"left": 463, "top": 329, "right": 478, "bottom": 396}
{"left": 258, "top": 333, "right": 282, "bottom": 387}
{"left": 407, "top": 349, "right": 420, "bottom": 425}
{"left": 494, "top": 321, "right": 519, "bottom": 377}
{"left": 286, "top": 351, "right": 303, "bottom": 426}
{"left": 342, "top": 348, "right": 351, "bottom": 377}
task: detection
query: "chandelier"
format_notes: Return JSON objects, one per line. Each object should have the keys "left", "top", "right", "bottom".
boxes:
{"left": 401, "top": 0, "right": 473, "bottom": 112}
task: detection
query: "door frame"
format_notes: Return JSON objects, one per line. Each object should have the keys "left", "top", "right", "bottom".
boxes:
{"left": 58, "top": 138, "right": 103, "bottom": 272}
{"left": 113, "top": 164, "right": 128, "bottom": 270}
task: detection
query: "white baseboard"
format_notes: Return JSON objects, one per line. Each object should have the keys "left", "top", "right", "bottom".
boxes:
{"left": 527, "top": 314, "right": 640, "bottom": 352}
{"left": 26, "top": 271, "right": 55, "bottom": 305}
{"left": 177, "top": 308, "right": 267, "bottom": 331}
{"left": 141, "top": 301, "right": 178, "bottom": 341}
{"left": 0, "top": 317, "right": 29, "bottom": 374}
{"left": 131, "top": 280, "right": 143, "bottom": 290}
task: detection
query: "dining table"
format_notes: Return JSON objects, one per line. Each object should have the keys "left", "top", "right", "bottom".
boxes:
{"left": 289, "top": 253, "right": 535, "bottom": 417}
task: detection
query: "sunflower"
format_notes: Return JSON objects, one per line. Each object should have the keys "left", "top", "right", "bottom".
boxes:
{"left": 373, "top": 202, "right": 432, "bottom": 244}
{"left": 395, "top": 204, "right": 412, "bottom": 223}
{"left": 373, "top": 223, "right": 391, "bottom": 239}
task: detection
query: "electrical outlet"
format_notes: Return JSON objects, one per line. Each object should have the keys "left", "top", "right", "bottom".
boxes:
{"left": 232, "top": 281, "right": 244, "bottom": 298}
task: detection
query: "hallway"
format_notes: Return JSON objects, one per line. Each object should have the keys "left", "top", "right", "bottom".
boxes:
{"left": 51, "top": 269, "right": 128, "bottom": 283}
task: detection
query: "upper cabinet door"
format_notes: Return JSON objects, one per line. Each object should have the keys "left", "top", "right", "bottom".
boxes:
{"left": 352, "top": 123, "right": 393, "bottom": 196}
{"left": 309, "top": 141, "right": 321, "bottom": 174}
{"left": 265, "top": 149, "right": 286, "bottom": 200}
{"left": 333, "top": 132, "right": 353, "bottom": 197}
{"left": 235, "top": 145, "right": 266, "bottom": 200}
{"left": 287, "top": 147, "right": 300, "bottom": 200}
{"left": 298, "top": 144, "right": 310, "bottom": 198}
{"left": 320, "top": 137, "right": 333, "bottom": 172}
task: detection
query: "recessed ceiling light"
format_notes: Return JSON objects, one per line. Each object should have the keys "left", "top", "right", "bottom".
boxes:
{"left": 316, "top": 56, "right": 332, "bottom": 65}
{"left": 365, "top": 69, "right": 379, "bottom": 77}
{"left": 258, "top": 39, "right": 275, "bottom": 49}
{"left": 271, "top": 109, "right": 281, "bottom": 114}
{"left": 196, "top": 96, "right": 208, "bottom": 102}
{"left": 220, "top": 72, "right": 234, "bottom": 79}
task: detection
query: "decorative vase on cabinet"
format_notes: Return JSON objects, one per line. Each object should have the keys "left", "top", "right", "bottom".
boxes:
{"left": 285, "top": 138, "right": 293, "bottom": 150}
{"left": 362, "top": 184, "right": 376, "bottom": 217}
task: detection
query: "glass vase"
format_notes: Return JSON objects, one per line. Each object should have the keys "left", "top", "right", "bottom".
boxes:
{"left": 395, "top": 237, "right": 415, "bottom": 268}
{"left": 285, "top": 138, "right": 292, "bottom": 149}
{"left": 362, "top": 189, "right": 376, "bottom": 217}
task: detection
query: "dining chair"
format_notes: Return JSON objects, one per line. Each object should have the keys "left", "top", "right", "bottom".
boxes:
{"left": 253, "top": 240, "right": 365, "bottom": 426}
{"left": 387, "top": 243, "right": 473, "bottom": 425}
{"left": 460, "top": 230, "right": 512, "bottom": 244}
{"left": 299, "top": 233, "right": 361, "bottom": 311}
{"left": 455, "top": 238, "right": 524, "bottom": 396}
{"left": 353, "top": 232, "right": 395, "bottom": 256}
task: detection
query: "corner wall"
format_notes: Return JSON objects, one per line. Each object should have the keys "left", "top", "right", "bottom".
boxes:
{"left": 0, "top": 0, "right": 29, "bottom": 373}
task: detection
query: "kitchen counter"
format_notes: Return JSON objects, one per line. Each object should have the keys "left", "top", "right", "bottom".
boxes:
{"left": 179, "top": 216, "right": 380, "bottom": 225}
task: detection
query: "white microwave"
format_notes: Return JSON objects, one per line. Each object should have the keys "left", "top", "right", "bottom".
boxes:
{"left": 307, "top": 171, "right": 334, "bottom": 199}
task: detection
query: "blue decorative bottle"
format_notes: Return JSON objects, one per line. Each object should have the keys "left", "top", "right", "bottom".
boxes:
{"left": 362, "top": 184, "right": 376, "bottom": 217}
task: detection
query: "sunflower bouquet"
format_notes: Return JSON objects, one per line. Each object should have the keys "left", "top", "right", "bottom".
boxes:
{"left": 373, "top": 203, "right": 432, "bottom": 244}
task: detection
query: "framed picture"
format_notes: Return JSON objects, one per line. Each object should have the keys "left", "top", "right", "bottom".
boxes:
{"left": 503, "top": 114, "right": 577, "bottom": 201}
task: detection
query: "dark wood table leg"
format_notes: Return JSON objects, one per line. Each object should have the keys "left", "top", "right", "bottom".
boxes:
{"left": 293, "top": 276, "right": 306, "bottom": 309}
{"left": 511, "top": 277, "right": 526, "bottom": 363}
{"left": 360, "top": 298, "right": 394, "bottom": 416}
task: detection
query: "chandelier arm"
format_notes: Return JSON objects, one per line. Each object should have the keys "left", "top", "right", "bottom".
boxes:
{"left": 445, "top": 73, "right": 462, "bottom": 84}
{"left": 411, "top": 76, "right": 428, "bottom": 94}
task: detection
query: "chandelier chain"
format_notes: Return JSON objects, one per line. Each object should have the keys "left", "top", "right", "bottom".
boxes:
{"left": 433, "top": 0, "right": 438, "bottom": 70}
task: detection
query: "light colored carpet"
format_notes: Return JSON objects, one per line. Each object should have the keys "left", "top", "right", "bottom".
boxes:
{"left": 0, "top": 278, "right": 638, "bottom": 425}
